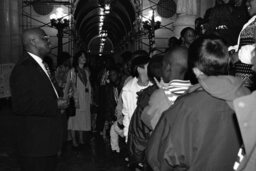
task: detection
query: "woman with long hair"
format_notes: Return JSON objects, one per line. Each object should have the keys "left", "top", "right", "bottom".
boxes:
{"left": 64, "top": 51, "right": 92, "bottom": 148}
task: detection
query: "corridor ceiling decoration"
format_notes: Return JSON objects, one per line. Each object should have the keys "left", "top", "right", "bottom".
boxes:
{"left": 157, "top": 0, "right": 177, "bottom": 18}
{"left": 74, "top": 0, "right": 136, "bottom": 55}
{"left": 32, "top": 0, "right": 54, "bottom": 15}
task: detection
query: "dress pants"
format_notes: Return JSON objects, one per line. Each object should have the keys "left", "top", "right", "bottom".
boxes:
{"left": 19, "top": 155, "right": 57, "bottom": 171}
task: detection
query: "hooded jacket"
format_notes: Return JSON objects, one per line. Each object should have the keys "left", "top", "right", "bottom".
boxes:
{"left": 146, "top": 75, "right": 250, "bottom": 171}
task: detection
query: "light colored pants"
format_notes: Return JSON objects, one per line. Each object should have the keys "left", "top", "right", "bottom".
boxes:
{"left": 110, "top": 121, "right": 124, "bottom": 153}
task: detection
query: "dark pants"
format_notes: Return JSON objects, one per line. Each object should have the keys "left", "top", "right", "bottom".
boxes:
{"left": 96, "top": 112, "right": 105, "bottom": 132}
{"left": 19, "top": 155, "right": 57, "bottom": 171}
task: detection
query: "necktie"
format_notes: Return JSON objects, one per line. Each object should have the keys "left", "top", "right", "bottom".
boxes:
{"left": 43, "top": 62, "right": 51, "bottom": 75}
{"left": 42, "top": 62, "right": 59, "bottom": 98}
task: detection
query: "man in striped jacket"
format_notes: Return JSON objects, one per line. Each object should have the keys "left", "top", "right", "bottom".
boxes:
{"left": 141, "top": 46, "right": 191, "bottom": 130}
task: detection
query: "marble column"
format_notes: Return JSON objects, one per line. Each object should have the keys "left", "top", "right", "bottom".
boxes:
{"left": 0, "top": 0, "right": 22, "bottom": 64}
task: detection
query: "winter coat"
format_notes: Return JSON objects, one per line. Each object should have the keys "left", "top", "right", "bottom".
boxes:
{"left": 146, "top": 75, "right": 250, "bottom": 171}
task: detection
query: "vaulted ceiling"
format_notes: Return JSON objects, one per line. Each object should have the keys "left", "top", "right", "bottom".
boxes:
{"left": 74, "top": 0, "right": 136, "bottom": 55}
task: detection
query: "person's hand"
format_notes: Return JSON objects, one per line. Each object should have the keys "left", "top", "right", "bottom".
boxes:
{"left": 154, "top": 77, "right": 168, "bottom": 89}
{"left": 57, "top": 98, "right": 68, "bottom": 110}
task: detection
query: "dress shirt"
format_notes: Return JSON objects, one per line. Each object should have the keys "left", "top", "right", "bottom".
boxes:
{"left": 27, "top": 52, "right": 59, "bottom": 98}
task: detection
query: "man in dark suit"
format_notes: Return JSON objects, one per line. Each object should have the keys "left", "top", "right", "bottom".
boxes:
{"left": 10, "top": 28, "right": 68, "bottom": 171}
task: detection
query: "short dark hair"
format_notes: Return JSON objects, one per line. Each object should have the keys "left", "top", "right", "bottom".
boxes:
{"left": 168, "top": 36, "right": 181, "bottom": 49}
{"left": 148, "top": 54, "right": 163, "bottom": 83}
{"left": 189, "top": 36, "right": 229, "bottom": 76}
{"left": 165, "top": 46, "right": 188, "bottom": 72}
{"left": 131, "top": 54, "right": 150, "bottom": 77}
{"left": 180, "top": 27, "right": 195, "bottom": 38}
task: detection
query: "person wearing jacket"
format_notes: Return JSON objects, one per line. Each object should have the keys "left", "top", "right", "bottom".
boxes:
{"left": 146, "top": 36, "right": 250, "bottom": 171}
{"left": 122, "top": 54, "right": 152, "bottom": 142}
{"left": 233, "top": 41, "right": 256, "bottom": 171}
{"left": 127, "top": 54, "right": 163, "bottom": 169}
{"left": 233, "top": 91, "right": 256, "bottom": 171}
{"left": 10, "top": 28, "right": 68, "bottom": 171}
{"left": 141, "top": 46, "right": 191, "bottom": 131}
{"left": 229, "top": 0, "right": 256, "bottom": 91}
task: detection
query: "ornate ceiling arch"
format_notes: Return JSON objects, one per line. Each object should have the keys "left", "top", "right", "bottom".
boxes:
{"left": 74, "top": 0, "right": 136, "bottom": 54}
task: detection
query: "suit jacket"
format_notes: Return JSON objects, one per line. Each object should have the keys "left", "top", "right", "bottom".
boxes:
{"left": 10, "top": 53, "right": 62, "bottom": 157}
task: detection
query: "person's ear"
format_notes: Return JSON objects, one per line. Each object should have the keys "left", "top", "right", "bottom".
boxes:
{"left": 193, "top": 67, "right": 204, "bottom": 78}
{"left": 166, "top": 62, "right": 171, "bottom": 71}
{"left": 30, "top": 37, "right": 37, "bottom": 48}
{"left": 137, "top": 66, "right": 141, "bottom": 74}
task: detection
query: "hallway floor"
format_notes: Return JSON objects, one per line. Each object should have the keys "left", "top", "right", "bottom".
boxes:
{"left": 0, "top": 136, "right": 129, "bottom": 171}
{"left": 0, "top": 100, "right": 130, "bottom": 171}
{"left": 57, "top": 135, "right": 129, "bottom": 171}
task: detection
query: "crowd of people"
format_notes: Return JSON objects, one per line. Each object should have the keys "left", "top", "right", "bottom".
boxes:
{"left": 9, "top": 0, "right": 256, "bottom": 171}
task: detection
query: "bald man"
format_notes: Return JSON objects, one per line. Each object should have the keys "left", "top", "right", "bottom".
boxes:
{"left": 141, "top": 46, "right": 191, "bottom": 131}
{"left": 10, "top": 28, "right": 67, "bottom": 171}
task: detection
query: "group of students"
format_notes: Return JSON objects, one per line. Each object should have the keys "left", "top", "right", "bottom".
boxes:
{"left": 110, "top": 38, "right": 255, "bottom": 171}
{"left": 108, "top": 1, "right": 256, "bottom": 171}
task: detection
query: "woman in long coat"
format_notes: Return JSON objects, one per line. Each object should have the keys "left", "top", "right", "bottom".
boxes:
{"left": 64, "top": 51, "right": 92, "bottom": 147}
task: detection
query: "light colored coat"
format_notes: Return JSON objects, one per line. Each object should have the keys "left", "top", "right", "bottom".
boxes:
{"left": 234, "top": 91, "right": 256, "bottom": 171}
